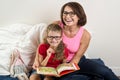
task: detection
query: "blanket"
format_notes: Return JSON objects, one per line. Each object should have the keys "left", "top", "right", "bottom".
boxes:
{"left": 0, "top": 23, "right": 47, "bottom": 76}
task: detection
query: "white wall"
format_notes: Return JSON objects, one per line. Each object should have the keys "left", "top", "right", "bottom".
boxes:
{"left": 0, "top": 0, "right": 120, "bottom": 75}
{"left": 85, "top": 0, "right": 120, "bottom": 75}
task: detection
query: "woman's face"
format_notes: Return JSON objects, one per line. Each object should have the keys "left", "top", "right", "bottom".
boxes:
{"left": 47, "top": 31, "right": 62, "bottom": 48}
{"left": 62, "top": 6, "right": 79, "bottom": 27}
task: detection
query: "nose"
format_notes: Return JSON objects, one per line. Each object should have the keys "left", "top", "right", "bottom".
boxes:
{"left": 52, "top": 38, "right": 56, "bottom": 41}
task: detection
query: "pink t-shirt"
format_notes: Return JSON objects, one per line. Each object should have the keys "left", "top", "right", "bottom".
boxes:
{"left": 59, "top": 23, "right": 84, "bottom": 62}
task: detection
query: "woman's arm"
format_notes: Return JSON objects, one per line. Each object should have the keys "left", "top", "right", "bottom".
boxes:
{"left": 53, "top": 20, "right": 61, "bottom": 24}
{"left": 63, "top": 59, "right": 67, "bottom": 63}
{"left": 70, "top": 29, "right": 91, "bottom": 64}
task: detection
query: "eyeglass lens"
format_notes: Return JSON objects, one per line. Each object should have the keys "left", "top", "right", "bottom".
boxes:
{"left": 63, "top": 11, "right": 75, "bottom": 17}
{"left": 47, "top": 36, "right": 61, "bottom": 40}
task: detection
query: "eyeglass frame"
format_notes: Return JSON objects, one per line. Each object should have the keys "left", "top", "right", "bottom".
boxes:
{"left": 47, "top": 36, "right": 62, "bottom": 40}
{"left": 63, "top": 11, "right": 76, "bottom": 17}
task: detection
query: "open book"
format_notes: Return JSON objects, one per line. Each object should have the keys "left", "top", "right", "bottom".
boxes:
{"left": 37, "top": 63, "right": 80, "bottom": 77}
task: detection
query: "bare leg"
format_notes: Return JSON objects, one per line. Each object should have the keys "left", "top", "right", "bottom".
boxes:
{"left": 44, "top": 76, "right": 53, "bottom": 80}
{"left": 29, "top": 74, "right": 41, "bottom": 80}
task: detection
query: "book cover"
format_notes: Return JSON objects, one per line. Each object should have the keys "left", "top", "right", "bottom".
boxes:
{"left": 37, "top": 63, "right": 80, "bottom": 77}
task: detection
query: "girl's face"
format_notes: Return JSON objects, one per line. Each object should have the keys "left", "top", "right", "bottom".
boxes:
{"left": 62, "top": 6, "right": 79, "bottom": 27}
{"left": 47, "top": 31, "right": 62, "bottom": 48}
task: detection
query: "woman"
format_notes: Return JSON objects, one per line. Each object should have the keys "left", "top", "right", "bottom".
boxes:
{"left": 54, "top": 2, "right": 119, "bottom": 80}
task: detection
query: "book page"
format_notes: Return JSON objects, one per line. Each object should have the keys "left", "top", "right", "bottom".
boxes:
{"left": 56, "top": 63, "right": 76, "bottom": 74}
{"left": 37, "top": 67, "right": 58, "bottom": 76}
{"left": 37, "top": 63, "right": 80, "bottom": 77}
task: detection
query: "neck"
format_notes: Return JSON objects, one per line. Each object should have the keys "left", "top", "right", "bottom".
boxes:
{"left": 63, "top": 25, "right": 79, "bottom": 37}
{"left": 64, "top": 25, "right": 78, "bottom": 32}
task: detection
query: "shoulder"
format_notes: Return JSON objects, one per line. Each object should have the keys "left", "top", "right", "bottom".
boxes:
{"left": 64, "top": 47, "right": 69, "bottom": 52}
{"left": 84, "top": 29, "right": 91, "bottom": 36}
{"left": 81, "top": 28, "right": 91, "bottom": 42}
{"left": 38, "top": 44, "right": 49, "bottom": 52}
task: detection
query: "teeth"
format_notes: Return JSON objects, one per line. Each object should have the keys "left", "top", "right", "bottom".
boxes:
{"left": 66, "top": 19, "right": 71, "bottom": 21}
{"left": 66, "top": 20, "right": 72, "bottom": 22}
{"left": 67, "top": 21, "right": 71, "bottom": 22}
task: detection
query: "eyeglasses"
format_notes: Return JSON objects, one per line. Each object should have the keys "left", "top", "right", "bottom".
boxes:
{"left": 47, "top": 36, "right": 61, "bottom": 40}
{"left": 63, "top": 11, "right": 76, "bottom": 17}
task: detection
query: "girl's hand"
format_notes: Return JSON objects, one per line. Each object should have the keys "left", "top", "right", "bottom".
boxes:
{"left": 40, "top": 48, "right": 55, "bottom": 67}
{"left": 32, "top": 61, "right": 39, "bottom": 70}
{"left": 47, "top": 47, "right": 54, "bottom": 57}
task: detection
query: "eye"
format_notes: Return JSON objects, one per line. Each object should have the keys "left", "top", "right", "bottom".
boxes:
{"left": 54, "top": 36, "right": 61, "bottom": 40}
{"left": 63, "top": 11, "right": 75, "bottom": 17}
{"left": 47, "top": 36, "right": 61, "bottom": 40}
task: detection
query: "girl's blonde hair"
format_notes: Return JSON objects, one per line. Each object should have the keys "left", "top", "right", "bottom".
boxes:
{"left": 43, "top": 24, "right": 65, "bottom": 60}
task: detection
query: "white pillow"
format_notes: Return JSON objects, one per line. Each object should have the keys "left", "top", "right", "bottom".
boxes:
{"left": 0, "top": 48, "right": 14, "bottom": 75}
{"left": 16, "top": 23, "right": 47, "bottom": 71}
{"left": 5, "top": 23, "right": 33, "bottom": 35}
{"left": 0, "top": 23, "right": 47, "bottom": 75}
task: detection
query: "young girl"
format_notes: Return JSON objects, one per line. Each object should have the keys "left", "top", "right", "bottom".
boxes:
{"left": 29, "top": 24, "right": 68, "bottom": 80}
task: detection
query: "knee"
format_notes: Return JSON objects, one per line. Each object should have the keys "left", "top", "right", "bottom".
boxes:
{"left": 71, "top": 75, "right": 90, "bottom": 80}
{"left": 29, "top": 74, "right": 41, "bottom": 80}
{"left": 97, "top": 66, "right": 113, "bottom": 76}
{"left": 44, "top": 76, "right": 53, "bottom": 80}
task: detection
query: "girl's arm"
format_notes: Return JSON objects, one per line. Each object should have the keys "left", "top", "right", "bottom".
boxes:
{"left": 70, "top": 29, "right": 91, "bottom": 64}
{"left": 32, "top": 48, "right": 43, "bottom": 69}
{"left": 41, "top": 47, "right": 53, "bottom": 66}
{"left": 40, "top": 55, "right": 51, "bottom": 67}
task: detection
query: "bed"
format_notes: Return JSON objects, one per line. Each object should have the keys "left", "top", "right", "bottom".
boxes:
{"left": 1, "top": 23, "right": 117, "bottom": 80}
{"left": 0, "top": 23, "right": 47, "bottom": 76}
